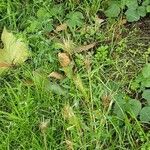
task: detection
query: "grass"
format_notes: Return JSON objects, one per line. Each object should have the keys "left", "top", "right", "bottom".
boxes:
{"left": 0, "top": 0, "right": 150, "bottom": 149}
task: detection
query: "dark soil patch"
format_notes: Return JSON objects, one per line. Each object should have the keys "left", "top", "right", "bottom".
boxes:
{"left": 134, "top": 15, "right": 150, "bottom": 37}
{"left": 125, "top": 15, "right": 150, "bottom": 47}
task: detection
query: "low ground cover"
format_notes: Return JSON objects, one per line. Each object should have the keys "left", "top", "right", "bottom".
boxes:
{"left": 0, "top": 1, "right": 150, "bottom": 149}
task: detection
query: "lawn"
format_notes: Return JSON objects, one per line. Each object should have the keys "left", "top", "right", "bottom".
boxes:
{"left": 0, "top": 0, "right": 150, "bottom": 149}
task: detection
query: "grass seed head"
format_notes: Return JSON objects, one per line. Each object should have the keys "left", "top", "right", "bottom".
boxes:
{"left": 39, "top": 119, "right": 50, "bottom": 133}
{"left": 62, "top": 104, "right": 75, "bottom": 120}
{"left": 65, "top": 139, "right": 74, "bottom": 150}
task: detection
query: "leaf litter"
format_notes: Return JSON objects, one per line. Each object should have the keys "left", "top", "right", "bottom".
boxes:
{"left": 0, "top": 27, "right": 30, "bottom": 75}
{"left": 48, "top": 71, "right": 64, "bottom": 80}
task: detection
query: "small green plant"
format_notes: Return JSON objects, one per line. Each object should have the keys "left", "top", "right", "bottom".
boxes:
{"left": 113, "top": 93, "right": 141, "bottom": 119}
{"left": 113, "top": 62, "right": 150, "bottom": 123}
{"left": 1, "top": 0, "right": 150, "bottom": 149}
{"left": 66, "top": 11, "right": 84, "bottom": 29}
{"left": 131, "top": 63, "right": 150, "bottom": 122}
{"left": 105, "top": 0, "right": 150, "bottom": 22}
{"left": 27, "top": 7, "right": 52, "bottom": 33}
{"left": 27, "top": 4, "right": 64, "bottom": 33}
{"left": 95, "top": 45, "right": 111, "bottom": 62}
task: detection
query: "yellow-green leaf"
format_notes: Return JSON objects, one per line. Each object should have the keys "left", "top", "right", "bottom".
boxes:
{"left": 0, "top": 27, "right": 30, "bottom": 75}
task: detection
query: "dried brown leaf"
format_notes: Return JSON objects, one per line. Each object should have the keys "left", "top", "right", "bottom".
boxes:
{"left": 55, "top": 23, "right": 67, "bottom": 32}
{"left": 48, "top": 71, "right": 64, "bottom": 80}
{"left": 119, "top": 19, "right": 127, "bottom": 25}
{"left": 74, "top": 42, "right": 97, "bottom": 53}
{"left": 95, "top": 16, "right": 104, "bottom": 24}
{"left": 0, "top": 62, "right": 12, "bottom": 67}
{"left": 23, "top": 79, "right": 34, "bottom": 86}
{"left": 58, "top": 52, "right": 71, "bottom": 67}
{"left": 101, "top": 94, "right": 111, "bottom": 110}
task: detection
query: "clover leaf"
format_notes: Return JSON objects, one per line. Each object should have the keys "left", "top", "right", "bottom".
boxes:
{"left": 140, "top": 107, "right": 150, "bottom": 122}
{"left": 66, "top": 11, "right": 84, "bottom": 29}
{"left": 105, "top": 3, "right": 120, "bottom": 18}
{"left": 142, "top": 89, "right": 150, "bottom": 105}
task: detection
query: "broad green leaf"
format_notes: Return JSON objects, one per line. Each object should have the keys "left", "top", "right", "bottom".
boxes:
{"left": 105, "top": 3, "right": 120, "bottom": 18}
{"left": 49, "top": 4, "right": 64, "bottom": 17}
{"left": 37, "top": 8, "right": 50, "bottom": 19}
{"left": 146, "top": 5, "right": 150, "bottom": 12}
{"left": 141, "top": 78, "right": 150, "bottom": 87}
{"left": 131, "top": 81, "right": 139, "bottom": 90}
{"left": 137, "top": 6, "right": 146, "bottom": 17}
{"left": 142, "top": 0, "right": 150, "bottom": 6}
{"left": 32, "top": 69, "right": 66, "bottom": 95}
{"left": 126, "top": 99, "right": 141, "bottom": 117}
{"left": 131, "top": 74, "right": 143, "bottom": 90}
{"left": 140, "top": 107, "right": 150, "bottom": 122}
{"left": 126, "top": 0, "right": 138, "bottom": 9}
{"left": 66, "top": 11, "right": 84, "bottom": 28}
{"left": 0, "top": 27, "right": 30, "bottom": 75}
{"left": 113, "top": 93, "right": 141, "bottom": 118}
{"left": 120, "top": 0, "right": 127, "bottom": 9}
{"left": 113, "top": 102, "right": 126, "bottom": 119}
{"left": 142, "top": 89, "right": 150, "bottom": 105}
{"left": 125, "top": 9, "right": 140, "bottom": 22}
{"left": 113, "top": 93, "right": 128, "bottom": 119}
{"left": 134, "top": 74, "right": 144, "bottom": 83}
{"left": 43, "top": 22, "right": 53, "bottom": 32}
{"left": 27, "top": 20, "right": 41, "bottom": 33}
{"left": 142, "top": 63, "right": 150, "bottom": 78}
{"left": 45, "top": 82, "right": 66, "bottom": 95}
